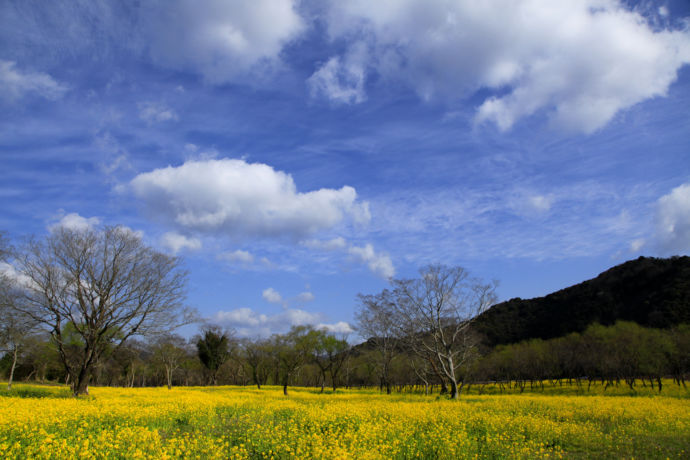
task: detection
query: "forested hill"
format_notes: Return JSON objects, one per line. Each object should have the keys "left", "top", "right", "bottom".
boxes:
{"left": 474, "top": 256, "right": 690, "bottom": 347}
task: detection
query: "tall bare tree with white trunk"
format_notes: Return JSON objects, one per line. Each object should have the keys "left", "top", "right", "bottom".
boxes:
{"left": 392, "top": 265, "right": 497, "bottom": 399}
{"left": 0, "top": 231, "right": 35, "bottom": 390}
{"left": 14, "top": 226, "right": 191, "bottom": 396}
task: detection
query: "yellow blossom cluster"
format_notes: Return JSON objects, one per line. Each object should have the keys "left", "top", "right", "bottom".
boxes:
{"left": 0, "top": 383, "right": 688, "bottom": 459}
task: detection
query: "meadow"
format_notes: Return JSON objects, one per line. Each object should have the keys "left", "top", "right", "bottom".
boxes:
{"left": 0, "top": 382, "right": 688, "bottom": 459}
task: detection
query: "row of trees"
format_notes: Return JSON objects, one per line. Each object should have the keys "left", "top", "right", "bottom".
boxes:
{"left": 0, "top": 324, "right": 351, "bottom": 394}
{"left": 473, "top": 321, "right": 690, "bottom": 392}
{"left": 2, "top": 226, "right": 689, "bottom": 397}
{"left": 5, "top": 318, "right": 688, "bottom": 395}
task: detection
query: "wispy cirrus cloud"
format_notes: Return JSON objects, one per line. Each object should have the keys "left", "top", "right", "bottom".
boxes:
{"left": 0, "top": 60, "right": 67, "bottom": 102}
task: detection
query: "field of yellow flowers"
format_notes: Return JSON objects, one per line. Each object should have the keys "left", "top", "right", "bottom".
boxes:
{"left": 1, "top": 383, "right": 688, "bottom": 459}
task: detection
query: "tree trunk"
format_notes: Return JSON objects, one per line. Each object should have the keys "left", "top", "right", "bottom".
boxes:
{"left": 75, "top": 377, "right": 90, "bottom": 396}
{"left": 73, "top": 366, "right": 92, "bottom": 396}
{"left": 166, "top": 364, "right": 173, "bottom": 390}
{"left": 449, "top": 380, "right": 458, "bottom": 399}
{"left": 7, "top": 346, "right": 18, "bottom": 391}
{"left": 283, "top": 382, "right": 289, "bottom": 396}
{"left": 253, "top": 368, "right": 261, "bottom": 389}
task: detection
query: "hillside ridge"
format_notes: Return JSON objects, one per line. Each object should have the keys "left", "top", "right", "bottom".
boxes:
{"left": 473, "top": 256, "right": 690, "bottom": 346}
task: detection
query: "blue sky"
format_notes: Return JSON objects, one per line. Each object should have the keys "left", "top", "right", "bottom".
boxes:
{"left": 1, "top": 0, "right": 689, "bottom": 340}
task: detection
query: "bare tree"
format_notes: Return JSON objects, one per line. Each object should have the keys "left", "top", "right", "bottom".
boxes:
{"left": 0, "top": 283, "right": 34, "bottom": 390}
{"left": 354, "top": 290, "right": 399, "bottom": 394}
{"left": 393, "top": 265, "right": 497, "bottom": 399}
{"left": 242, "top": 337, "right": 272, "bottom": 389}
{"left": 151, "top": 334, "right": 188, "bottom": 389}
{"left": 0, "top": 232, "right": 36, "bottom": 390}
{"left": 14, "top": 226, "right": 191, "bottom": 396}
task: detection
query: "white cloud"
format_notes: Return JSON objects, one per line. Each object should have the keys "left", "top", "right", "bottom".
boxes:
{"left": 113, "top": 226, "right": 145, "bottom": 240}
{"left": 145, "top": 0, "right": 304, "bottom": 84}
{"left": 296, "top": 291, "right": 315, "bottom": 303}
{"left": 630, "top": 238, "right": 645, "bottom": 252}
{"left": 303, "top": 237, "right": 348, "bottom": 251}
{"left": 348, "top": 243, "right": 395, "bottom": 279}
{"left": 510, "top": 191, "right": 555, "bottom": 217}
{"left": 129, "top": 158, "right": 370, "bottom": 239}
{"left": 219, "top": 249, "right": 254, "bottom": 264}
{"left": 303, "top": 236, "right": 395, "bottom": 279}
{"left": 213, "top": 306, "right": 352, "bottom": 337}
{"left": 656, "top": 183, "right": 690, "bottom": 254}
{"left": 160, "top": 232, "right": 201, "bottom": 253}
{"left": 49, "top": 213, "right": 100, "bottom": 232}
{"left": 316, "top": 321, "right": 353, "bottom": 334}
{"left": 262, "top": 287, "right": 283, "bottom": 304}
{"left": 322, "top": 0, "right": 690, "bottom": 133}
{"left": 0, "top": 60, "right": 67, "bottom": 102}
{"left": 0, "top": 262, "right": 33, "bottom": 289}
{"left": 138, "top": 102, "right": 178, "bottom": 124}
{"left": 308, "top": 42, "right": 368, "bottom": 104}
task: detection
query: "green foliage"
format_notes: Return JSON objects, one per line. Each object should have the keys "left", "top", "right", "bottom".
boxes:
{"left": 473, "top": 321, "right": 690, "bottom": 391}
{"left": 196, "top": 326, "right": 230, "bottom": 385}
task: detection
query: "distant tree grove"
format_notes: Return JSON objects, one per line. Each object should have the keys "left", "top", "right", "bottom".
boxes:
{"left": 1, "top": 228, "right": 689, "bottom": 395}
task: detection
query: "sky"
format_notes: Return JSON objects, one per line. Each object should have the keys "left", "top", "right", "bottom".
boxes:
{"left": 1, "top": 0, "right": 689, "bottom": 341}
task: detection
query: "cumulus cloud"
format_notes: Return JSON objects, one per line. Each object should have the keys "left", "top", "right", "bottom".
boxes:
{"left": 308, "top": 42, "right": 368, "bottom": 104}
{"left": 656, "top": 183, "right": 690, "bottom": 254}
{"left": 322, "top": 0, "right": 690, "bottom": 133}
{"left": 160, "top": 232, "right": 201, "bottom": 253}
{"left": 348, "top": 243, "right": 395, "bottom": 279}
{"left": 128, "top": 158, "right": 370, "bottom": 240}
{"left": 262, "top": 287, "right": 283, "bottom": 304}
{"left": 138, "top": 102, "right": 178, "bottom": 124}
{"left": 145, "top": 0, "right": 304, "bottom": 83}
{"left": 49, "top": 213, "right": 100, "bottom": 232}
{"left": 0, "top": 60, "right": 67, "bottom": 102}
{"left": 316, "top": 321, "right": 353, "bottom": 334}
{"left": 218, "top": 249, "right": 254, "bottom": 264}
{"left": 214, "top": 306, "right": 352, "bottom": 337}
{"left": 0, "top": 262, "right": 33, "bottom": 289}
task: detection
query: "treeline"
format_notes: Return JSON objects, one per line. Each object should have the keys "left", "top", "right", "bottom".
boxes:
{"left": 472, "top": 321, "right": 690, "bottom": 392}
{"left": 3, "top": 321, "right": 689, "bottom": 395}
{"left": 0, "top": 324, "right": 350, "bottom": 395}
